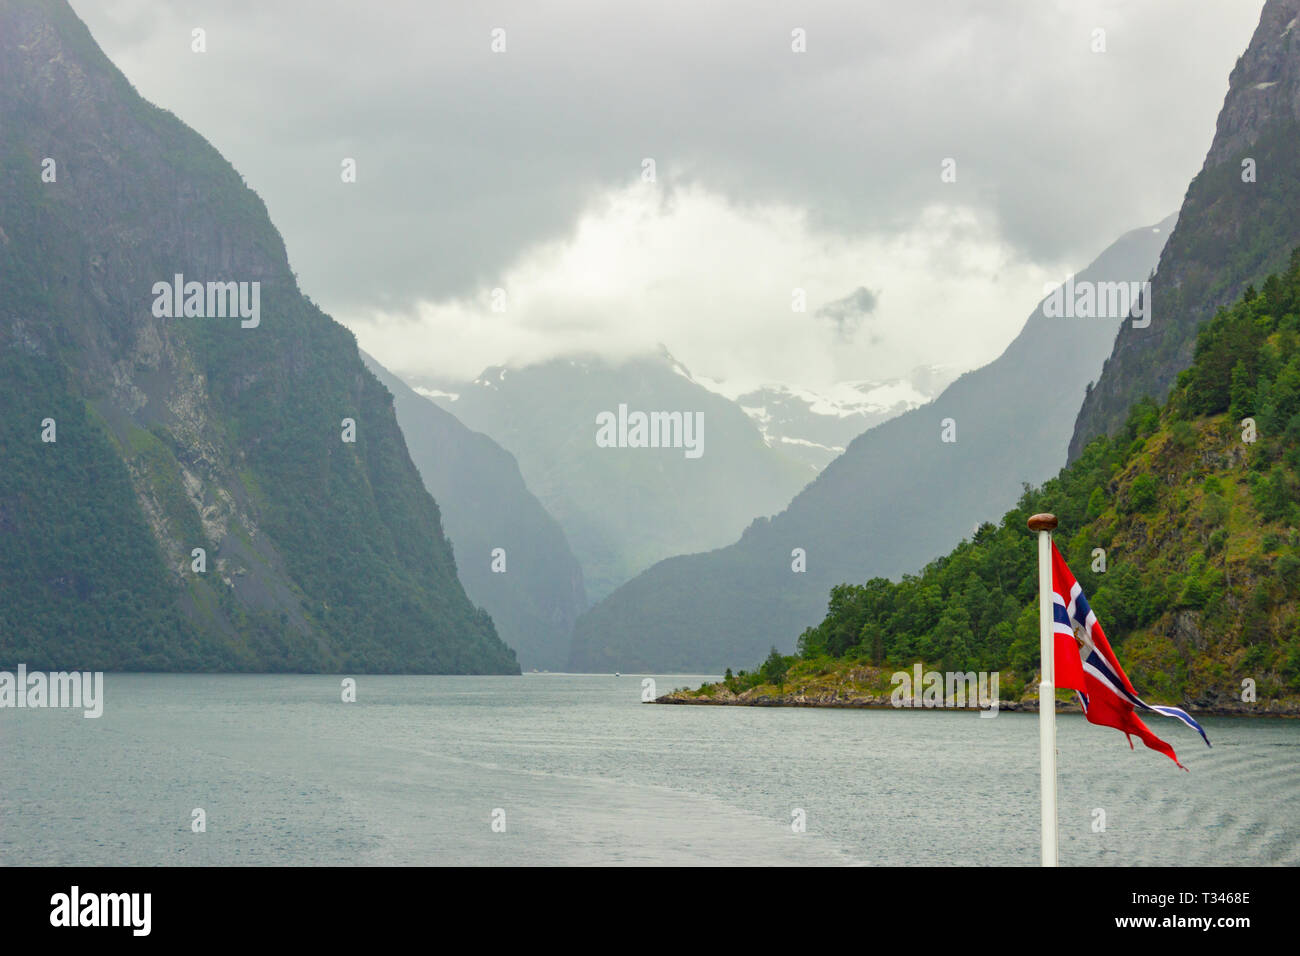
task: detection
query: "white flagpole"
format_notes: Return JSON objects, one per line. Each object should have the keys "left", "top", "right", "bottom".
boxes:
{"left": 1028, "top": 512, "right": 1059, "bottom": 867}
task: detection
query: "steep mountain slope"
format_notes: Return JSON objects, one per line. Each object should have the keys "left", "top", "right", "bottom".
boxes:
{"left": 569, "top": 218, "right": 1173, "bottom": 672}
{"left": 363, "top": 354, "right": 585, "bottom": 670}
{"left": 690, "top": 256, "right": 1300, "bottom": 711}
{"left": 0, "top": 0, "right": 516, "bottom": 673}
{"left": 1070, "top": 0, "right": 1300, "bottom": 459}
{"left": 422, "top": 350, "right": 810, "bottom": 601}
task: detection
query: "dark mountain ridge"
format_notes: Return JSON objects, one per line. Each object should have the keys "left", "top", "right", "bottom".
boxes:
{"left": 1070, "top": 0, "right": 1300, "bottom": 459}
{"left": 0, "top": 0, "right": 517, "bottom": 672}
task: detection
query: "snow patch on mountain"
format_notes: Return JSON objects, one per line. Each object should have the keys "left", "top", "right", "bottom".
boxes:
{"left": 414, "top": 386, "right": 461, "bottom": 402}
{"left": 700, "top": 366, "right": 961, "bottom": 471}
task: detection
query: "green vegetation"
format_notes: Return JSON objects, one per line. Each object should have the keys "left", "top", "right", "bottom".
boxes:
{"left": 695, "top": 657, "right": 909, "bottom": 701}
{"left": 1073, "top": 120, "right": 1300, "bottom": 453}
{"left": 707, "top": 252, "right": 1300, "bottom": 706}
{"left": 0, "top": 2, "right": 518, "bottom": 673}
{"left": 0, "top": 354, "right": 217, "bottom": 669}
{"left": 180, "top": 297, "right": 518, "bottom": 672}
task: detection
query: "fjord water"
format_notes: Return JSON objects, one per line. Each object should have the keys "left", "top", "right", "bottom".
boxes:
{"left": 1, "top": 674, "right": 1295, "bottom": 866}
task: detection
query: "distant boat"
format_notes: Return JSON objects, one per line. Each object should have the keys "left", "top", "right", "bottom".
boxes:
{"left": 614, "top": 672, "right": 621, "bottom": 677}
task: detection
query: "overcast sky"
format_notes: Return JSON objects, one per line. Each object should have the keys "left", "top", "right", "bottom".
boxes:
{"left": 71, "top": 0, "right": 1267, "bottom": 395}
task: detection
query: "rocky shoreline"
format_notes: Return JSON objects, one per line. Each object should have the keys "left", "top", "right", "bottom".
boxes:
{"left": 654, "top": 688, "right": 1300, "bottom": 716}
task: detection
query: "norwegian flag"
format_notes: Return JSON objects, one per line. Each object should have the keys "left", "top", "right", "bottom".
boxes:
{"left": 1051, "top": 541, "right": 1211, "bottom": 770}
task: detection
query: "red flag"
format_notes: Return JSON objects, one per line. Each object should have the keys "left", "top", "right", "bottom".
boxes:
{"left": 1050, "top": 541, "right": 1210, "bottom": 769}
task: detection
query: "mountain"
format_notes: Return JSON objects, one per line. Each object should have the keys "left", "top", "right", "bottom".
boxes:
{"left": 419, "top": 350, "right": 810, "bottom": 602}
{"left": 0, "top": 0, "right": 517, "bottom": 673}
{"left": 1070, "top": 0, "right": 1300, "bottom": 460}
{"left": 681, "top": 255, "right": 1300, "bottom": 712}
{"left": 726, "top": 368, "right": 957, "bottom": 472}
{"left": 362, "top": 353, "right": 585, "bottom": 670}
{"left": 568, "top": 217, "right": 1174, "bottom": 672}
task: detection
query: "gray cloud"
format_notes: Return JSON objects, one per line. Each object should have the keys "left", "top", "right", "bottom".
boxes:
{"left": 816, "top": 286, "right": 878, "bottom": 340}
{"left": 67, "top": 0, "right": 1267, "bottom": 387}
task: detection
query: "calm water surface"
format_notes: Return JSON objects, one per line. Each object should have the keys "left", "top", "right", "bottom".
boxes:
{"left": 1, "top": 674, "right": 1295, "bottom": 865}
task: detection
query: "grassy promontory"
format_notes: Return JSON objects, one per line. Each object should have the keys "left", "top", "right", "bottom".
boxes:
{"left": 656, "top": 658, "right": 1298, "bottom": 715}
{"left": 657, "top": 659, "right": 1046, "bottom": 710}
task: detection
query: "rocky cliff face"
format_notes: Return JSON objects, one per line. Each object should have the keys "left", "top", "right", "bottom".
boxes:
{"left": 0, "top": 0, "right": 517, "bottom": 672}
{"left": 1069, "top": 0, "right": 1300, "bottom": 460}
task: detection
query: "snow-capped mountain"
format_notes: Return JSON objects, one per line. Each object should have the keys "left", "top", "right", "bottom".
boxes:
{"left": 701, "top": 368, "right": 962, "bottom": 471}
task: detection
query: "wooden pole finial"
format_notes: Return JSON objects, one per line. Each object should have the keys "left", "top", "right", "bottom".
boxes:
{"left": 1027, "top": 512, "right": 1058, "bottom": 532}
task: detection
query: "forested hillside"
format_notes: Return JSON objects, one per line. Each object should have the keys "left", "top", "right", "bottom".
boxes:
{"left": 0, "top": 0, "right": 517, "bottom": 672}
{"left": 699, "top": 256, "right": 1300, "bottom": 708}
